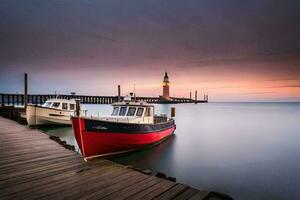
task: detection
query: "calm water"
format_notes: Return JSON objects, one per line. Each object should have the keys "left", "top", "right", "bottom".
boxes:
{"left": 40, "top": 103, "right": 300, "bottom": 200}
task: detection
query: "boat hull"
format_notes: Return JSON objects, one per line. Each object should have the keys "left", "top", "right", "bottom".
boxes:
{"left": 71, "top": 117, "right": 176, "bottom": 158}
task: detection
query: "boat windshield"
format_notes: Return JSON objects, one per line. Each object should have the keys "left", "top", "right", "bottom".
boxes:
{"left": 127, "top": 107, "right": 136, "bottom": 116}
{"left": 119, "top": 107, "right": 127, "bottom": 116}
{"left": 112, "top": 107, "right": 119, "bottom": 116}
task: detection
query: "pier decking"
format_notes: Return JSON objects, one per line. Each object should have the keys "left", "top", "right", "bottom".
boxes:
{"left": 0, "top": 116, "right": 230, "bottom": 200}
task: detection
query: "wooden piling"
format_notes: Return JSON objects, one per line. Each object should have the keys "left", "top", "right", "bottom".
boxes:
{"left": 118, "top": 85, "right": 121, "bottom": 102}
{"left": 75, "top": 99, "right": 81, "bottom": 116}
{"left": 24, "top": 73, "right": 28, "bottom": 109}
{"left": 1, "top": 94, "right": 4, "bottom": 106}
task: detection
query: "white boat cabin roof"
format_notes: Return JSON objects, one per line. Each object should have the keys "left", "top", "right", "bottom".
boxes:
{"left": 112, "top": 101, "right": 154, "bottom": 107}
{"left": 45, "top": 98, "right": 76, "bottom": 104}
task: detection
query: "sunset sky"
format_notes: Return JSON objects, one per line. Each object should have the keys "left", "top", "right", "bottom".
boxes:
{"left": 0, "top": 0, "right": 299, "bottom": 101}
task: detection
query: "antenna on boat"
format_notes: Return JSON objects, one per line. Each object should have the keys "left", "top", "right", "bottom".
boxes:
{"left": 133, "top": 82, "right": 136, "bottom": 102}
{"left": 55, "top": 90, "right": 60, "bottom": 99}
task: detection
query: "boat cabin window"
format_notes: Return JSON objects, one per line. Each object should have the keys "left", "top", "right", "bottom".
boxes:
{"left": 119, "top": 107, "right": 127, "bottom": 116}
{"left": 127, "top": 107, "right": 136, "bottom": 116}
{"left": 136, "top": 108, "right": 144, "bottom": 116}
{"left": 43, "top": 102, "right": 52, "bottom": 107}
{"left": 145, "top": 107, "right": 151, "bottom": 117}
{"left": 112, "top": 107, "right": 119, "bottom": 116}
{"left": 62, "top": 103, "right": 68, "bottom": 110}
{"left": 52, "top": 102, "right": 60, "bottom": 108}
{"left": 70, "top": 104, "right": 75, "bottom": 110}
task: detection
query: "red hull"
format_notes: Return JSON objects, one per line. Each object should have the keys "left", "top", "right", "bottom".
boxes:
{"left": 72, "top": 118, "right": 175, "bottom": 159}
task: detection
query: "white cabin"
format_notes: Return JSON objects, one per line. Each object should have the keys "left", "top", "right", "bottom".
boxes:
{"left": 41, "top": 98, "right": 77, "bottom": 111}
{"left": 26, "top": 98, "right": 82, "bottom": 126}
{"left": 96, "top": 101, "right": 155, "bottom": 124}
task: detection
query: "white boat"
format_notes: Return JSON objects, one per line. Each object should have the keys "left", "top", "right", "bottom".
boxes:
{"left": 26, "top": 98, "right": 83, "bottom": 126}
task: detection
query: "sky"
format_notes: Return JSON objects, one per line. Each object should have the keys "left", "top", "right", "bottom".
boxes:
{"left": 0, "top": 0, "right": 300, "bottom": 101}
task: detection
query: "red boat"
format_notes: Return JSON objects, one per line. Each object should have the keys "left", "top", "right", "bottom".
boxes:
{"left": 71, "top": 98, "right": 176, "bottom": 160}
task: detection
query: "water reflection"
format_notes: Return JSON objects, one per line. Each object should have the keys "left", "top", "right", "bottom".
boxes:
{"left": 38, "top": 125, "right": 80, "bottom": 153}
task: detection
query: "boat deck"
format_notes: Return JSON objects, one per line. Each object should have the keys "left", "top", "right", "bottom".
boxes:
{"left": 0, "top": 116, "right": 230, "bottom": 200}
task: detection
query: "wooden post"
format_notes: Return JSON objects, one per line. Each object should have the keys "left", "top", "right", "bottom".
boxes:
{"left": 1, "top": 94, "right": 4, "bottom": 106}
{"left": 171, "top": 107, "right": 176, "bottom": 118}
{"left": 195, "top": 90, "right": 197, "bottom": 104}
{"left": 17, "top": 94, "right": 20, "bottom": 105}
{"left": 118, "top": 85, "right": 121, "bottom": 102}
{"left": 24, "top": 73, "right": 28, "bottom": 109}
{"left": 189, "top": 92, "right": 192, "bottom": 100}
{"left": 75, "top": 99, "right": 87, "bottom": 161}
{"left": 12, "top": 95, "right": 15, "bottom": 105}
{"left": 75, "top": 99, "right": 81, "bottom": 117}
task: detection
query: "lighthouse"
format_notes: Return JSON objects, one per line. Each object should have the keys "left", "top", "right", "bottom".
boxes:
{"left": 162, "top": 72, "right": 170, "bottom": 100}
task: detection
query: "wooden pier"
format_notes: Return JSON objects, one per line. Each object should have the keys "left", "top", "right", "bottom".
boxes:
{"left": 0, "top": 93, "right": 208, "bottom": 106}
{"left": 0, "top": 116, "right": 231, "bottom": 200}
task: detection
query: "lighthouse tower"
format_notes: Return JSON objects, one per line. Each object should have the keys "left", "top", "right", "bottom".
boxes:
{"left": 162, "top": 72, "right": 170, "bottom": 100}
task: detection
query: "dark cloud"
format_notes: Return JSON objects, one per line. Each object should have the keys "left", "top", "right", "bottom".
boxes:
{"left": 0, "top": 0, "right": 299, "bottom": 100}
{"left": 0, "top": 0, "right": 299, "bottom": 69}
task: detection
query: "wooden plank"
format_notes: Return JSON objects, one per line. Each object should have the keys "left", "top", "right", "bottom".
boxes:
{"left": 0, "top": 139, "right": 54, "bottom": 145}
{"left": 2, "top": 161, "right": 115, "bottom": 198}
{"left": 154, "top": 184, "right": 189, "bottom": 200}
{"left": 0, "top": 146, "right": 72, "bottom": 160}
{"left": 0, "top": 153, "right": 77, "bottom": 170}
{"left": 172, "top": 188, "right": 200, "bottom": 200}
{"left": 37, "top": 166, "right": 129, "bottom": 199}
{"left": 0, "top": 141, "right": 52, "bottom": 147}
{"left": 188, "top": 191, "right": 210, "bottom": 200}
{"left": 78, "top": 171, "right": 151, "bottom": 200}
{"left": 0, "top": 133, "right": 48, "bottom": 138}
{"left": 102, "top": 176, "right": 161, "bottom": 200}
{"left": 24, "top": 167, "right": 134, "bottom": 200}
{"left": 0, "top": 156, "right": 85, "bottom": 181}
{"left": 0, "top": 129, "right": 47, "bottom": 135}
{"left": 1, "top": 161, "right": 86, "bottom": 188}
{"left": 0, "top": 154, "right": 82, "bottom": 175}
{"left": 44, "top": 168, "right": 133, "bottom": 200}
{"left": 0, "top": 138, "right": 48, "bottom": 145}
{"left": 0, "top": 141, "right": 71, "bottom": 153}
{"left": 0, "top": 150, "right": 74, "bottom": 166}
{"left": 128, "top": 179, "right": 176, "bottom": 200}
{"left": 0, "top": 129, "right": 49, "bottom": 136}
